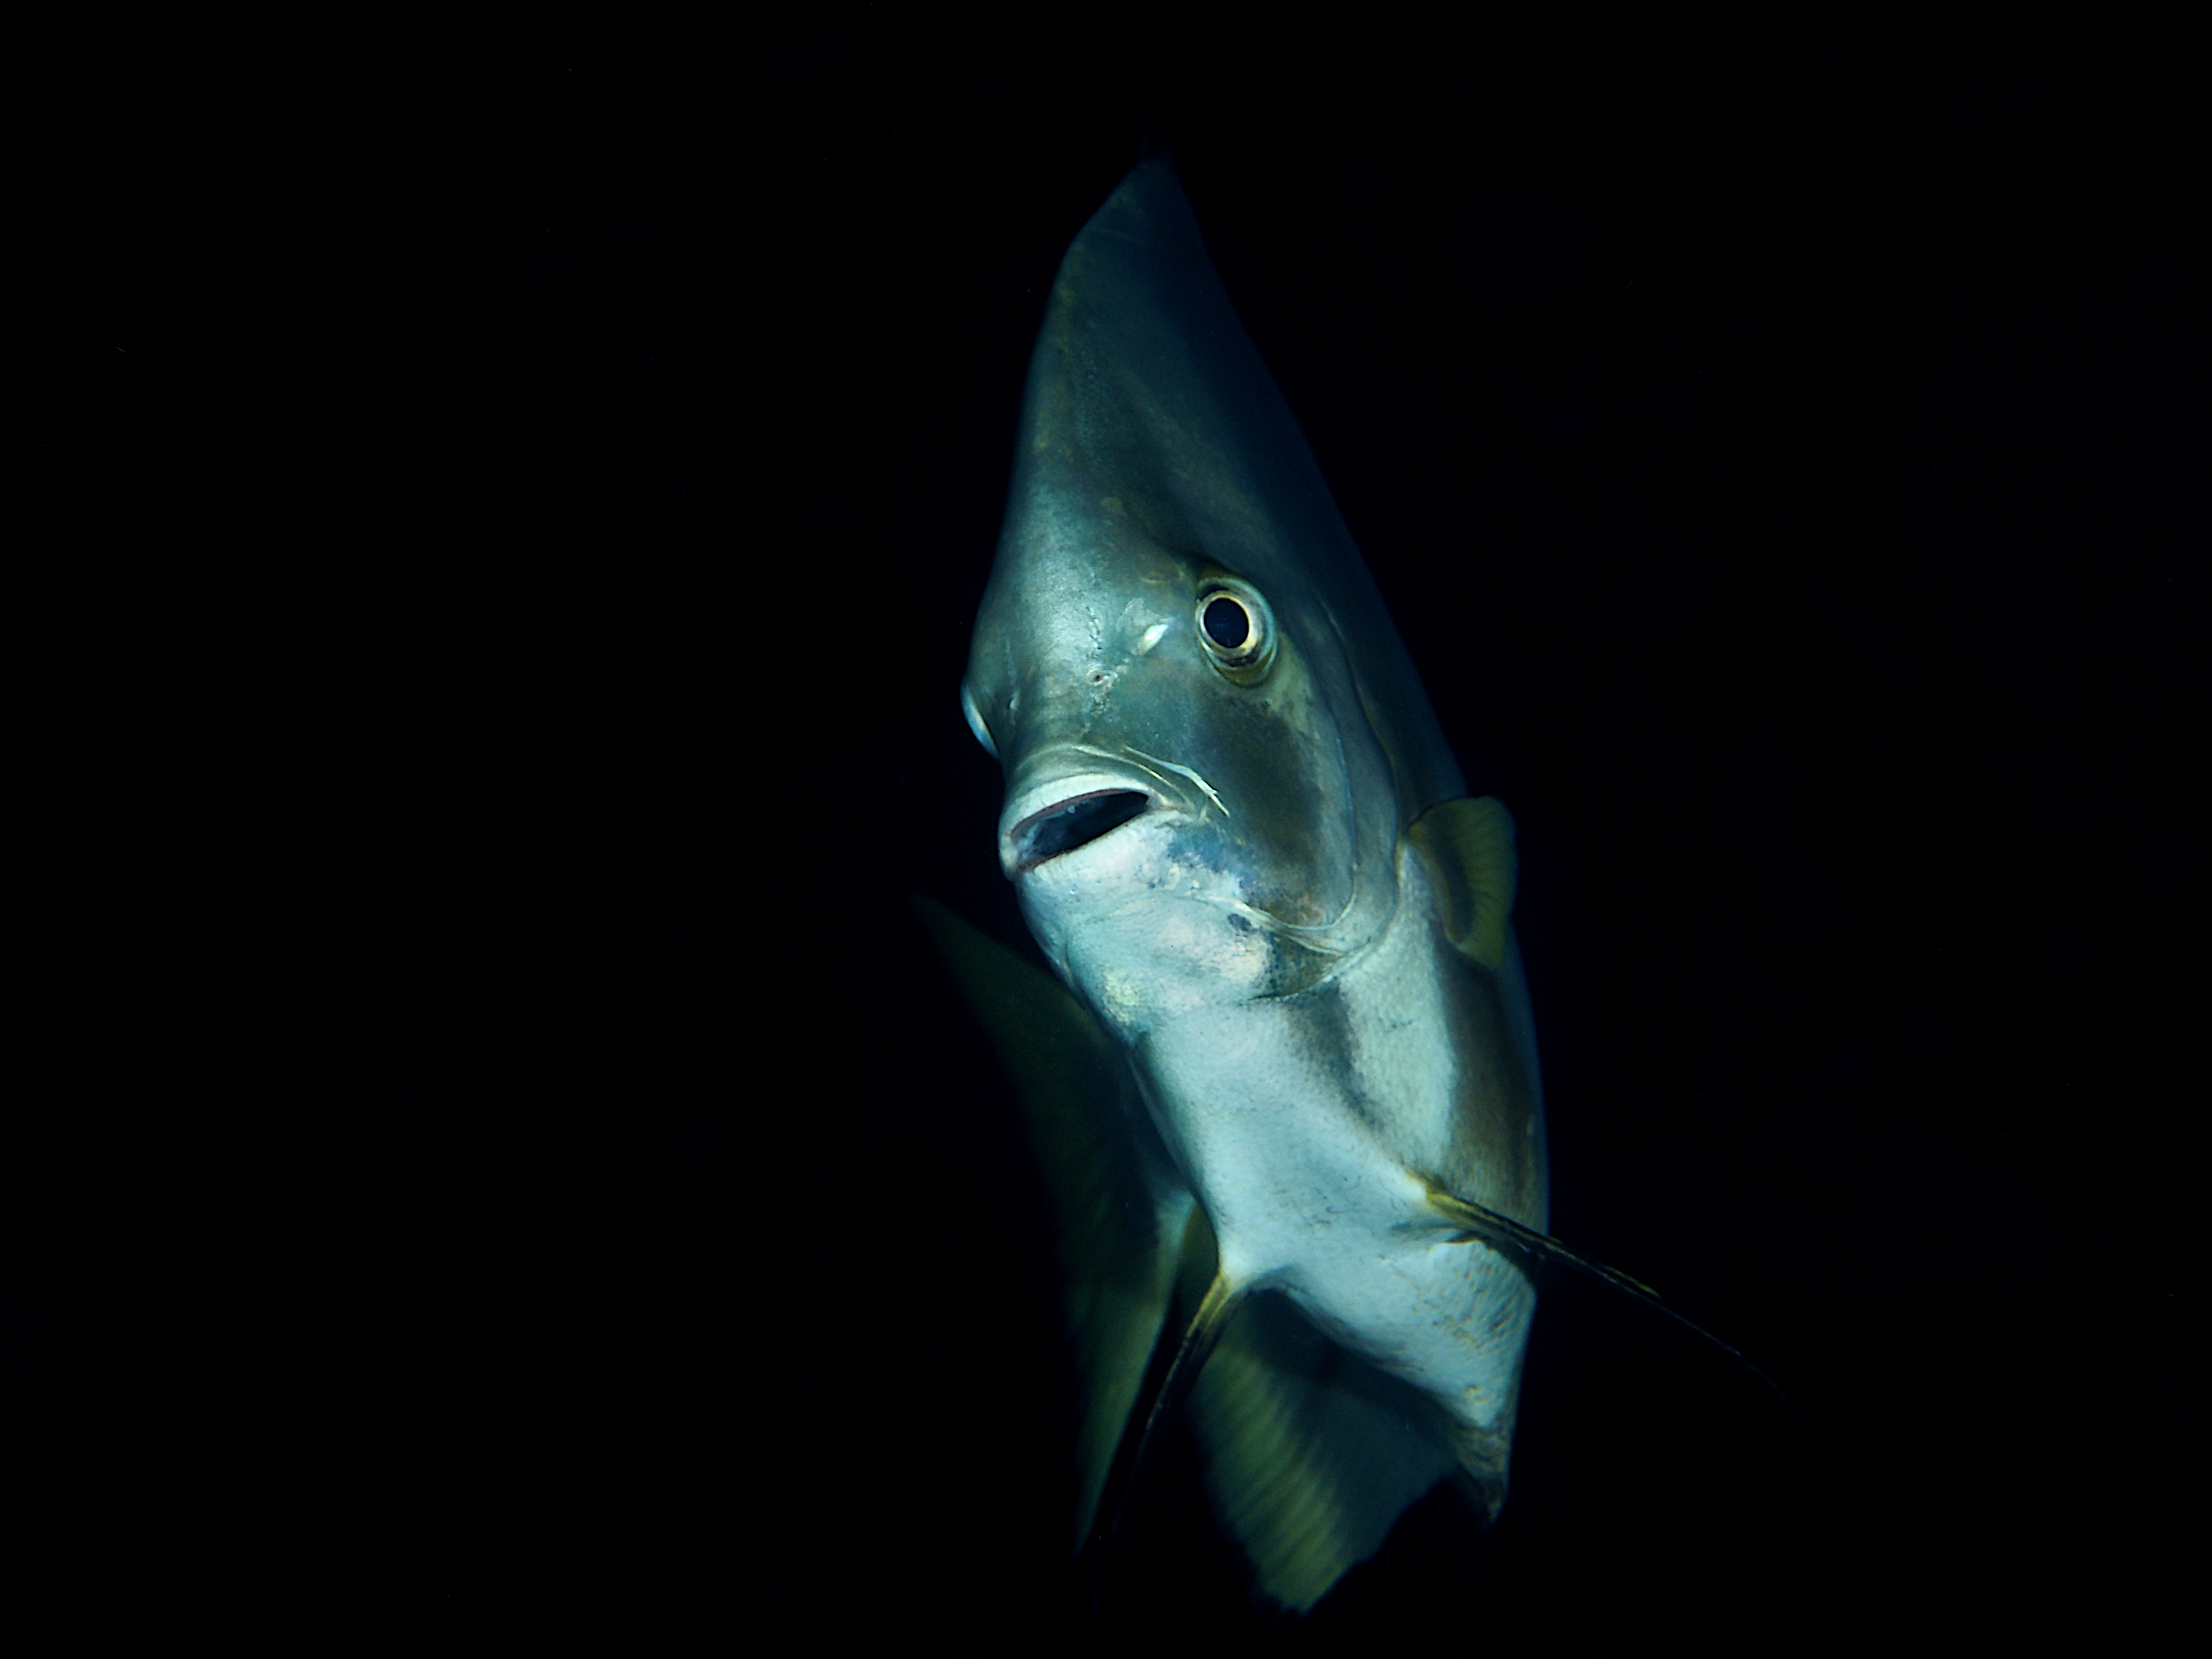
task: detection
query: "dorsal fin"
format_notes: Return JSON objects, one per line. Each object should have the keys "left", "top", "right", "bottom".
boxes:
{"left": 1404, "top": 796, "right": 1518, "bottom": 969}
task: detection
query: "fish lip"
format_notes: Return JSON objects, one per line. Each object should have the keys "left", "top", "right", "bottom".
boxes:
{"left": 999, "top": 765, "right": 1163, "bottom": 877}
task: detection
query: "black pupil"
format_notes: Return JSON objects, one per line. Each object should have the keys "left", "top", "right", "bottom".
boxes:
{"left": 1203, "top": 596, "right": 1250, "bottom": 650}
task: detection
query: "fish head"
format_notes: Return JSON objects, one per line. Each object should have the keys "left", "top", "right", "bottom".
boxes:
{"left": 960, "top": 162, "right": 1444, "bottom": 1041}
{"left": 966, "top": 509, "right": 1384, "bottom": 1036}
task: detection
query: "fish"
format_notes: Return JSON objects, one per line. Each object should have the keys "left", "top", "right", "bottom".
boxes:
{"left": 920, "top": 157, "right": 1589, "bottom": 1613}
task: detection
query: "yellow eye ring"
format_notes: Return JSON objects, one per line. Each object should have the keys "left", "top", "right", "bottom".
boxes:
{"left": 1194, "top": 579, "right": 1276, "bottom": 684}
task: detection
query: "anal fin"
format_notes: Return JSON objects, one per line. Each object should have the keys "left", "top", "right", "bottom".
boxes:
{"left": 1188, "top": 1294, "right": 1455, "bottom": 1613}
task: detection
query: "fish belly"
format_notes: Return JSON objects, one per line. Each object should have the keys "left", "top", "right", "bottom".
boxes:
{"left": 1135, "top": 882, "right": 1538, "bottom": 1474}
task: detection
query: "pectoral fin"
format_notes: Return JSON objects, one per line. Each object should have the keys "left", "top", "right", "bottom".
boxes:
{"left": 912, "top": 896, "right": 1196, "bottom": 1543}
{"left": 1404, "top": 795, "right": 1519, "bottom": 970}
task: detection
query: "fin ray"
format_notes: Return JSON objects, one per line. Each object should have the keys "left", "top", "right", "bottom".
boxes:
{"left": 1424, "top": 1181, "right": 1798, "bottom": 1420}
{"left": 1188, "top": 1295, "right": 1453, "bottom": 1612}
{"left": 1404, "top": 795, "right": 1518, "bottom": 969}
{"left": 1083, "top": 1221, "right": 1240, "bottom": 1573}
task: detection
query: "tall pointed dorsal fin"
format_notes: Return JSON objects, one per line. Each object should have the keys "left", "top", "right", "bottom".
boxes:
{"left": 1404, "top": 796, "right": 1518, "bottom": 969}
{"left": 911, "top": 896, "right": 1197, "bottom": 1541}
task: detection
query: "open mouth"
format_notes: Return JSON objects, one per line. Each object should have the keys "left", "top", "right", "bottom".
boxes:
{"left": 1009, "top": 789, "right": 1150, "bottom": 873}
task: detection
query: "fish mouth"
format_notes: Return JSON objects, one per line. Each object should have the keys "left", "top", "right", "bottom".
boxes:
{"left": 1006, "top": 788, "right": 1153, "bottom": 875}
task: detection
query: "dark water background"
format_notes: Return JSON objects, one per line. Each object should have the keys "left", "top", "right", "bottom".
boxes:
{"left": 13, "top": 16, "right": 2199, "bottom": 1647}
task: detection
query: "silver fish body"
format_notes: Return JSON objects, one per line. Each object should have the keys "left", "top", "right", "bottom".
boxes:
{"left": 950, "top": 160, "right": 1548, "bottom": 1611}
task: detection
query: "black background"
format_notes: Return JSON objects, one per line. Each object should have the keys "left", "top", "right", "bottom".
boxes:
{"left": 14, "top": 14, "right": 2200, "bottom": 1648}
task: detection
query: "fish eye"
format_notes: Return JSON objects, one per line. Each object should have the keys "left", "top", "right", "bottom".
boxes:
{"left": 1202, "top": 595, "right": 1250, "bottom": 649}
{"left": 1194, "top": 579, "right": 1276, "bottom": 684}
